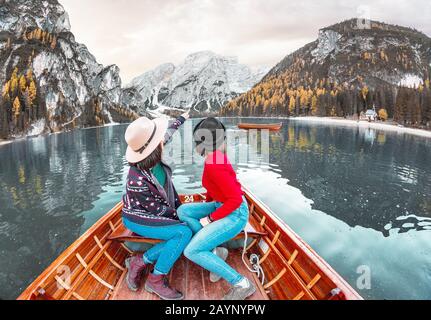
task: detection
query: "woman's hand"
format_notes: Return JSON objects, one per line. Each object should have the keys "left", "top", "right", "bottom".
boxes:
{"left": 200, "top": 217, "right": 211, "bottom": 227}
{"left": 181, "top": 109, "right": 191, "bottom": 120}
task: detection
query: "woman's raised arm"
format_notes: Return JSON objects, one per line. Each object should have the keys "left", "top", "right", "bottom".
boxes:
{"left": 163, "top": 110, "right": 190, "bottom": 145}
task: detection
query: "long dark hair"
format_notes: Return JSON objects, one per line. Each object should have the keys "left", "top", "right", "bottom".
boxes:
{"left": 131, "top": 143, "right": 163, "bottom": 171}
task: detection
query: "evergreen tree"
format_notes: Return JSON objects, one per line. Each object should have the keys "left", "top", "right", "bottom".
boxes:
{"left": 288, "top": 96, "right": 296, "bottom": 115}
{"left": 13, "top": 97, "right": 21, "bottom": 127}
{"left": 35, "top": 29, "right": 43, "bottom": 40}
{"left": 0, "top": 101, "right": 9, "bottom": 139}
{"left": 2, "top": 81, "right": 10, "bottom": 98}
{"left": 10, "top": 68, "right": 19, "bottom": 95}
{"left": 378, "top": 109, "right": 389, "bottom": 121}
{"left": 395, "top": 88, "right": 408, "bottom": 124}
{"left": 28, "top": 80, "right": 37, "bottom": 105}
{"left": 26, "top": 69, "right": 33, "bottom": 82}
{"left": 410, "top": 90, "right": 421, "bottom": 125}
{"left": 51, "top": 36, "right": 57, "bottom": 50}
{"left": 311, "top": 95, "right": 318, "bottom": 115}
{"left": 19, "top": 75, "right": 27, "bottom": 93}
{"left": 425, "top": 88, "right": 431, "bottom": 127}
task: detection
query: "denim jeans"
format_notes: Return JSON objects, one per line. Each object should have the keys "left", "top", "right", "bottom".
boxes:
{"left": 178, "top": 198, "right": 249, "bottom": 285}
{"left": 123, "top": 218, "right": 192, "bottom": 275}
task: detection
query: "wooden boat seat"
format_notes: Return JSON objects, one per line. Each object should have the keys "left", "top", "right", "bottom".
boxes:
{"left": 108, "top": 222, "right": 267, "bottom": 244}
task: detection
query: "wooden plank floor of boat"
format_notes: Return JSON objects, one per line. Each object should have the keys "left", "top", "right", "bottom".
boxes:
{"left": 112, "top": 249, "right": 269, "bottom": 300}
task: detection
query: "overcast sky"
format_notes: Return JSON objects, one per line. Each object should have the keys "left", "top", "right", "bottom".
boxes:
{"left": 60, "top": 0, "right": 431, "bottom": 84}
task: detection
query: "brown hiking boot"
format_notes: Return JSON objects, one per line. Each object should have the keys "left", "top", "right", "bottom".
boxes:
{"left": 125, "top": 255, "right": 147, "bottom": 292}
{"left": 145, "top": 273, "right": 184, "bottom": 300}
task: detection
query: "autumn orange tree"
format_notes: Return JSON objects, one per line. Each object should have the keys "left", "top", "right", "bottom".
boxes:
{"left": 0, "top": 65, "right": 43, "bottom": 136}
{"left": 378, "top": 109, "right": 388, "bottom": 121}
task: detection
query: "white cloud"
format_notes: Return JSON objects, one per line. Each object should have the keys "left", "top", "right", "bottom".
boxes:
{"left": 60, "top": 0, "right": 431, "bottom": 83}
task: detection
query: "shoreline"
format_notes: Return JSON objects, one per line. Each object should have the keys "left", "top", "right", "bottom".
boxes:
{"left": 1, "top": 116, "right": 431, "bottom": 146}
{"left": 290, "top": 117, "right": 431, "bottom": 139}
{"left": 224, "top": 116, "right": 431, "bottom": 139}
{"left": 0, "top": 122, "right": 128, "bottom": 147}
{"left": 0, "top": 140, "right": 12, "bottom": 146}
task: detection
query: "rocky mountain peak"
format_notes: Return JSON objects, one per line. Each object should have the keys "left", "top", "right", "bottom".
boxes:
{"left": 265, "top": 19, "right": 431, "bottom": 89}
{"left": 323, "top": 18, "right": 429, "bottom": 39}
{"left": 223, "top": 19, "right": 431, "bottom": 128}
{"left": 184, "top": 50, "right": 216, "bottom": 63}
{"left": 0, "top": 0, "right": 71, "bottom": 37}
{"left": 0, "top": 0, "right": 138, "bottom": 139}
{"left": 126, "top": 51, "right": 269, "bottom": 116}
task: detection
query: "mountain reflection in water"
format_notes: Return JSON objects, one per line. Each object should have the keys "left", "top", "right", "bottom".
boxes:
{"left": 0, "top": 118, "right": 430, "bottom": 300}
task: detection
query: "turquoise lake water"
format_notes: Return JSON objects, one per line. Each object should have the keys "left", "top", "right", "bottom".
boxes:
{"left": 0, "top": 118, "right": 430, "bottom": 300}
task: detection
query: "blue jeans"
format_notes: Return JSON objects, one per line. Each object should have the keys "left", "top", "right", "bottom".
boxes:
{"left": 123, "top": 218, "right": 192, "bottom": 275}
{"left": 178, "top": 199, "right": 249, "bottom": 285}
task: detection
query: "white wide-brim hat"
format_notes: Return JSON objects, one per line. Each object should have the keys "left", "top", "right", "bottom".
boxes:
{"left": 125, "top": 117, "right": 169, "bottom": 164}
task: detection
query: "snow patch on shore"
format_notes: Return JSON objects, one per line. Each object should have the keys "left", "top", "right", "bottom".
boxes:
{"left": 291, "top": 117, "right": 431, "bottom": 139}
{"left": 27, "top": 119, "right": 47, "bottom": 137}
{"left": 398, "top": 74, "right": 423, "bottom": 88}
{"left": 0, "top": 140, "right": 12, "bottom": 147}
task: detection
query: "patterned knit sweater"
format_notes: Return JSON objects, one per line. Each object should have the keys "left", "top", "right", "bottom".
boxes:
{"left": 122, "top": 117, "right": 185, "bottom": 226}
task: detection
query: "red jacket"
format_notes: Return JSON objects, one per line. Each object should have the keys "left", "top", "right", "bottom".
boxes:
{"left": 203, "top": 150, "right": 244, "bottom": 221}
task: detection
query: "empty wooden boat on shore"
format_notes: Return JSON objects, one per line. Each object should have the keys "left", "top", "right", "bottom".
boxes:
{"left": 238, "top": 123, "right": 283, "bottom": 131}
{"left": 18, "top": 188, "right": 362, "bottom": 301}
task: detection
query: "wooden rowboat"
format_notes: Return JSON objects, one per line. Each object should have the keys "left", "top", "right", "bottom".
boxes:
{"left": 18, "top": 188, "right": 362, "bottom": 300}
{"left": 238, "top": 123, "right": 283, "bottom": 131}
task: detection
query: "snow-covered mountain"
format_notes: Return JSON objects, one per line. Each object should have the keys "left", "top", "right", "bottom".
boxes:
{"left": 266, "top": 19, "right": 431, "bottom": 89}
{"left": 126, "top": 51, "right": 269, "bottom": 116}
{"left": 0, "top": 0, "right": 138, "bottom": 139}
{"left": 223, "top": 19, "right": 431, "bottom": 126}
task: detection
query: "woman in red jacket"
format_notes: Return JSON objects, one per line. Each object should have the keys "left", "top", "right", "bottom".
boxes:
{"left": 178, "top": 117, "right": 256, "bottom": 301}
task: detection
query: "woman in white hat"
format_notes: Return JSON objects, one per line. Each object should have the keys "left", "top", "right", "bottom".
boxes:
{"left": 122, "top": 112, "right": 192, "bottom": 300}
